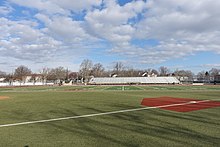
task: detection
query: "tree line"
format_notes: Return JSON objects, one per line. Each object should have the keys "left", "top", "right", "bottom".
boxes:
{"left": 0, "top": 59, "right": 220, "bottom": 83}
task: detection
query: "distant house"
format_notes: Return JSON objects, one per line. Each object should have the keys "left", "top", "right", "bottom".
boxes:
{"left": 0, "top": 78, "right": 7, "bottom": 86}
{"left": 110, "top": 73, "right": 117, "bottom": 77}
{"left": 214, "top": 75, "right": 220, "bottom": 83}
{"left": 142, "top": 72, "right": 157, "bottom": 77}
{"left": 22, "top": 74, "right": 43, "bottom": 83}
{"left": 0, "top": 78, "right": 6, "bottom": 82}
{"left": 176, "top": 76, "right": 189, "bottom": 82}
{"left": 69, "top": 72, "right": 78, "bottom": 79}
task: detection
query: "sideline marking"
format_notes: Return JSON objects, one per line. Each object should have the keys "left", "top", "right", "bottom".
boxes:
{"left": 0, "top": 100, "right": 210, "bottom": 128}
{"left": 122, "top": 86, "right": 125, "bottom": 91}
{"left": 134, "top": 86, "right": 145, "bottom": 91}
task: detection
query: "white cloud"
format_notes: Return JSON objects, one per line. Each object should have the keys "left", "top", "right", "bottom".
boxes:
{"left": 0, "top": 17, "right": 62, "bottom": 62}
{"left": 52, "top": 0, "right": 102, "bottom": 11}
{"left": 85, "top": 0, "right": 147, "bottom": 44}
{"left": 9, "top": 0, "right": 67, "bottom": 15}
{"left": 0, "top": 15, "right": 100, "bottom": 72}
{"left": 105, "top": 0, "right": 220, "bottom": 65}
{"left": 0, "top": 5, "right": 13, "bottom": 15}
{"left": 129, "top": 0, "right": 220, "bottom": 64}
{"left": 137, "top": 0, "right": 220, "bottom": 38}
{"left": 9, "top": 0, "right": 102, "bottom": 15}
{"left": 45, "top": 16, "right": 94, "bottom": 42}
{"left": 1, "top": 0, "right": 220, "bottom": 72}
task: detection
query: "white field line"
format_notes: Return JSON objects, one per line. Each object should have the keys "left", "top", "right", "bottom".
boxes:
{"left": 0, "top": 100, "right": 210, "bottom": 128}
{"left": 134, "top": 86, "right": 146, "bottom": 91}
{"left": 101, "top": 86, "right": 112, "bottom": 91}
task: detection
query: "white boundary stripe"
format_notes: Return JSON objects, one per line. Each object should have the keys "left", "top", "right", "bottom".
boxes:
{"left": 0, "top": 100, "right": 210, "bottom": 128}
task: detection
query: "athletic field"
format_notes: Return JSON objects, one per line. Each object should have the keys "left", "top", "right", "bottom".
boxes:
{"left": 0, "top": 85, "right": 220, "bottom": 147}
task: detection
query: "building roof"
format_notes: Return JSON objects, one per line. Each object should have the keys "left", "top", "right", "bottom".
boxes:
{"left": 0, "top": 78, "right": 6, "bottom": 82}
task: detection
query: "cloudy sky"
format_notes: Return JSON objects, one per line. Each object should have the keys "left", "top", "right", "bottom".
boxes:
{"left": 0, "top": 0, "right": 220, "bottom": 73}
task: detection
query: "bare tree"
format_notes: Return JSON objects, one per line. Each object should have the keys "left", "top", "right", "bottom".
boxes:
{"left": 54, "top": 67, "right": 67, "bottom": 80}
{"left": 113, "top": 62, "right": 124, "bottom": 76}
{"left": 209, "top": 68, "right": 220, "bottom": 77}
{"left": 102, "top": 70, "right": 112, "bottom": 77}
{"left": 174, "top": 69, "right": 194, "bottom": 82}
{"left": 197, "top": 71, "right": 205, "bottom": 81}
{"left": 79, "top": 59, "right": 93, "bottom": 82}
{"left": 47, "top": 69, "right": 56, "bottom": 81}
{"left": 92, "top": 63, "right": 105, "bottom": 77}
{"left": 5, "top": 73, "right": 14, "bottom": 84}
{"left": 159, "top": 66, "right": 169, "bottom": 76}
{"left": 40, "top": 67, "right": 50, "bottom": 83}
{"left": 14, "top": 65, "right": 32, "bottom": 82}
{"left": 185, "top": 70, "right": 194, "bottom": 81}
{"left": 123, "top": 67, "right": 136, "bottom": 77}
{"left": 174, "top": 70, "right": 193, "bottom": 77}
{"left": 204, "top": 71, "right": 210, "bottom": 82}
{"left": 0, "top": 71, "right": 6, "bottom": 77}
{"left": 69, "top": 72, "right": 78, "bottom": 83}
{"left": 151, "top": 69, "right": 159, "bottom": 76}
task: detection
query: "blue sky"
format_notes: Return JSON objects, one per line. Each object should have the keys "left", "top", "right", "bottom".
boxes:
{"left": 0, "top": 0, "right": 220, "bottom": 74}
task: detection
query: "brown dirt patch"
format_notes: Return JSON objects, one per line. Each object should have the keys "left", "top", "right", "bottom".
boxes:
{"left": 0, "top": 96, "right": 10, "bottom": 100}
{"left": 141, "top": 97, "right": 220, "bottom": 112}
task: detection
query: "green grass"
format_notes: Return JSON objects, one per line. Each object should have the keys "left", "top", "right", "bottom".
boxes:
{"left": 0, "top": 85, "right": 220, "bottom": 147}
{"left": 105, "top": 86, "right": 142, "bottom": 91}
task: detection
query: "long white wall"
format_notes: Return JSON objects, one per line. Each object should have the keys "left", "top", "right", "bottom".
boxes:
{"left": 0, "top": 82, "right": 54, "bottom": 87}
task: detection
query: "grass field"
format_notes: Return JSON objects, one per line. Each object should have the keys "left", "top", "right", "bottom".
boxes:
{"left": 0, "top": 85, "right": 220, "bottom": 147}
